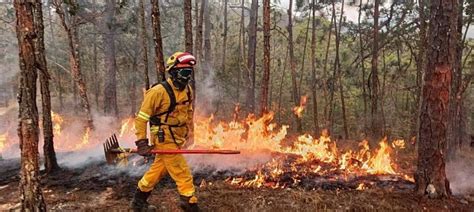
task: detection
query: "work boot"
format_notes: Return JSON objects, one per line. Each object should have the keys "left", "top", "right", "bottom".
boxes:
{"left": 179, "top": 195, "right": 200, "bottom": 212}
{"left": 129, "top": 188, "right": 157, "bottom": 212}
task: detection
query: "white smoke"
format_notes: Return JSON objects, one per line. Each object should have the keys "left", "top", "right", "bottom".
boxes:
{"left": 447, "top": 153, "right": 474, "bottom": 195}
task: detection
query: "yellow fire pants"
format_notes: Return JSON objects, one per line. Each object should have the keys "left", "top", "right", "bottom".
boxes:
{"left": 137, "top": 152, "right": 196, "bottom": 197}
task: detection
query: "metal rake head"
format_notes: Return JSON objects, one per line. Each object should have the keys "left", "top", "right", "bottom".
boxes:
{"left": 104, "top": 134, "right": 120, "bottom": 164}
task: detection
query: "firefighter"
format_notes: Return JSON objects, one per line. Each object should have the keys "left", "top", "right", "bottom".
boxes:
{"left": 130, "top": 52, "right": 198, "bottom": 212}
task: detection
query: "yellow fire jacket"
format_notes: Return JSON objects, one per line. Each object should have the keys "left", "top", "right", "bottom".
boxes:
{"left": 134, "top": 78, "right": 193, "bottom": 149}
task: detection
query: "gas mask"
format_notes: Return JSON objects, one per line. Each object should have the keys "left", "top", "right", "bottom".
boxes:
{"left": 170, "top": 68, "right": 193, "bottom": 90}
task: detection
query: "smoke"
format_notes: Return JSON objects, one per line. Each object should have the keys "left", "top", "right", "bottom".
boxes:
{"left": 187, "top": 151, "right": 273, "bottom": 172}
{"left": 446, "top": 153, "right": 474, "bottom": 195}
{"left": 194, "top": 62, "right": 219, "bottom": 116}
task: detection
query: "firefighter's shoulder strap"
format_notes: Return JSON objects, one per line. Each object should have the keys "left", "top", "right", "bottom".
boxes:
{"left": 157, "top": 80, "right": 176, "bottom": 122}
{"left": 149, "top": 80, "right": 191, "bottom": 124}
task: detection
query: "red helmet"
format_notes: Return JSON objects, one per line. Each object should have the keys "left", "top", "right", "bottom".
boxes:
{"left": 165, "top": 52, "right": 196, "bottom": 72}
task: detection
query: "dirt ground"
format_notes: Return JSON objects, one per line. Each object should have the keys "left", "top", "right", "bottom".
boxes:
{"left": 0, "top": 158, "right": 473, "bottom": 211}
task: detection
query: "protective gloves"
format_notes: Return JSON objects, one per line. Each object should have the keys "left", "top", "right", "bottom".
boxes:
{"left": 135, "top": 139, "right": 154, "bottom": 156}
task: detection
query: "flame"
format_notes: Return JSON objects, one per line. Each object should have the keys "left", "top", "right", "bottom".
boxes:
{"left": 2, "top": 107, "right": 408, "bottom": 190}
{"left": 243, "top": 171, "right": 265, "bottom": 188}
{"left": 119, "top": 118, "right": 135, "bottom": 137}
{"left": 392, "top": 139, "right": 406, "bottom": 149}
{"left": 51, "top": 111, "right": 64, "bottom": 136}
{"left": 195, "top": 110, "right": 405, "bottom": 189}
{"left": 356, "top": 183, "right": 367, "bottom": 190}
{"left": 292, "top": 95, "right": 308, "bottom": 118}
{"left": 366, "top": 138, "right": 396, "bottom": 174}
{"left": 403, "top": 174, "right": 415, "bottom": 182}
{"left": 74, "top": 127, "right": 90, "bottom": 150}
{"left": 0, "top": 132, "right": 6, "bottom": 152}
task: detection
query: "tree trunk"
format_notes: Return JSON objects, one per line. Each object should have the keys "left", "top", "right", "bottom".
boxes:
{"left": 93, "top": 33, "right": 100, "bottom": 109}
{"left": 414, "top": 0, "right": 427, "bottom": 139}
{"left": 151, "top": 0, "right": 165, "bottom": 82}
{"left": 183, "top": 0, "right": 194, "bottom": 149}
{"left": 330, "top": 0, "right": 348, "bottom": 138}
{"left": 359, "top": 0, "right": 367, "bottom": 135}
{"left": 370, "top": 0, "right": 381, "bottom": 138}
{"left": 14, "top": 0, "right": 47, "bottom": 209}
{"left": 260, "top": 0, "right": 270, "bottom": 115}
{"left": 103, "top": 0, "right": 119, "bottom": 117}
{"left": 194, "top": 0, "right": 199, "bottom": 51}
{"left": 203, "top": 0, "right": 211, "bottom": 76}
{"left": 92, "top": 0, "right": 100, "bottom": 109}
{"left": 221, "top": 0, "right": 228, "bottom": 77}
{"left": 195, "top": 0, "right": 204, "bottom": 66}
{"left": 53, "top": 0, "right": 94, "bottom": 129}
{"left": 131, "top": 61, "right": 138, "bottom": 115}
{"left": 288, "top": 0, "right": 302, "bottom": 132}
{"left": 35, "top": 0, "right": 59, "bottom": 174}
{"left": 47, "top": 5, "right": 64, "bottom": 111}
{"left": 139, "top": 0, "right": 150, "bottom": 89}
{"left": 322, "top": 9, "right": 334, "bottom": 127}
{"left": 446, "top": 0, "right": 465, "bottom": 160}
{"left": 311, "top": 0, "right": 320, "bottom": 135}
{"left": 415, "top": 0, "right": 457, "bottom": 199}
{"left": 381, "top": 49, "right": 387, "bottom": 135}
{"left": 297, "top": 15, "right": 311, "bottom": 94}
{"left": 277, "top": 49, "right": 289, "bottom": 124}
{"left": 237, "top": 0, "right": 246, "bottom": 102}
{"left": 184, "top": 0, "right": 193, "bottom": 53}
{"left": 246, "top": 0, "right": 258, "bottom": 113}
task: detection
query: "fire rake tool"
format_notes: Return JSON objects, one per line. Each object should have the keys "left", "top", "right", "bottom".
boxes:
{"left": 104, "top": 134, "right": 240, "bottom": 164}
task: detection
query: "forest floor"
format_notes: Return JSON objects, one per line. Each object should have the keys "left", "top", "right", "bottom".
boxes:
{"left": 1, "top": 104, "right": 474, "bottom": 211}
{"left": 0, "top": 157, "right": 473, "bottom": 211}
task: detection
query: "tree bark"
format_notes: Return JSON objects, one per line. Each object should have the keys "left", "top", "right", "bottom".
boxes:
{"left": 288, "top": 0, "right": 302, "bottom": 132}
{"left": 182, "top": 0, "right": 195, "bottom": 149}
{"left": 221, "top": 0, "right": 228, "bottom": 77}
{"left": 93, "top": 32, "right": 100, "bottom": 109}
{"left": 415, "top": 0, "right": 457, "bottom": 199}
{"left": 195, "top": 0, "right": 204, "bottom": 66}
{"left": 35, "top": 0, "right": 59, "bottom": 173}
{"left": 92, "top": 0, "right": 100, "bottom": 109}
{"left": 277, "top": 50, "right": 289, "bottom": 124}
{"left": 47, "top": 4, "right": 63, "bottom": 111}
{"left": 139, "top": 0, "right": 150, "bottom": 89}
{"left": 310, "top": 0, "right": 320, "bottom": 135}
{"left": 414, "top": 0, "right": 427, "bottom": 139}
{"left": 336, "top": 0, "right": 348, "bottom": 139}
{"left": 260, "top": 0, "right": 270, "bottom": 115}
{"left": 322, "top": 9, "right": 334, "bottom": 127}
{"left": 446, "top": 0, "right": 465, "bottom": 159}
{"left": 359, "top": 0, "right": 367, "bottom": 135}
{"left": 237, "top": 0, "right": 246, "bottom": 102}
{"left": 14, "top": 0, "right": 47, "bottom": 209}
{"left": 53, "top": 0, "right": 94, "bottom": 129}
{"left": 151, "top": 0, "right": 165, "bottom": 82}
{"left": 246, "top": 0, "right": 258, "bottom": 113}
{"left": 184, "top": 0, "right": 193, "bottom": 54}
{"left": 103, "top": 0, "right": 119, "bottom": 117}
{"left": 203, "top": 0, "right": 211, "bottom": 76}
{"left": 370, "top": 0, "right": 381, "bottom": 138}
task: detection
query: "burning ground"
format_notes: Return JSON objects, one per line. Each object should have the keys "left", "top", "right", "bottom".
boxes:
{"left": 0, "top": 108, "right": 473, "bottom": 210}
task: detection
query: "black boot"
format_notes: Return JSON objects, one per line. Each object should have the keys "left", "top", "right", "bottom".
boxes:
{"left": 179, "top": 195, "right": 200, "bottom": 212}
{"left": 130, "top": 188, "right": 157, "bottom": 212}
